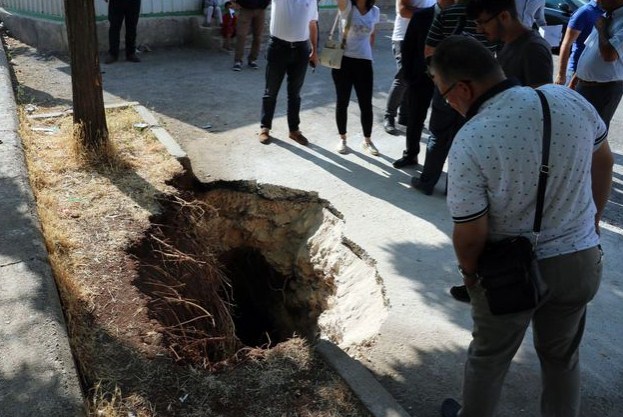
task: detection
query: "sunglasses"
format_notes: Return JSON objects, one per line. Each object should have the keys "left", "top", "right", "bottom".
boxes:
{"left": 475, "top": 12, "right": 500, "bottom": 26}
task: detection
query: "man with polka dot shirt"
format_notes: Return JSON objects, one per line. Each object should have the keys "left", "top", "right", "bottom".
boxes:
{"left": 430, "top": 36, "right": 614, "bottom": 417}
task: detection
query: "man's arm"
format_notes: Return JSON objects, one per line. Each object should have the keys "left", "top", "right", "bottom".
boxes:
{"left": 595, "top": 16, "right": 619, "bottom": 62}
{"left": 452, "top": 215, "right": 488, "bottom": 287}
{"left": 309, "top": 19, "right": 319, "bottom": 66}
{"left": 591, "top": 139, "right": 614, "bottom": 234}
{"left": 555, "top": 27, "right": 580, "bottom": 85}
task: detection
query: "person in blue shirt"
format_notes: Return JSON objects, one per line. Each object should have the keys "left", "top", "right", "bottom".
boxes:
{"left": 555, "top": 1, "right": 604, "bottom": 86}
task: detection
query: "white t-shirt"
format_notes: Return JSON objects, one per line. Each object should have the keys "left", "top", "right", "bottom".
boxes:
{"left": 391, "top": 0, "right": 436, "bottom": 41}
{"left": 447, "top": 84, "right": 607, "bottom": 260}
{"left": 340, "top": 2, "right": 380, "bottom": 60}
{"left": 270, "top": 0, "right": 319, "bottom": 42}
{"left": 576, "top": 7, "right": 623, "bottom": 82}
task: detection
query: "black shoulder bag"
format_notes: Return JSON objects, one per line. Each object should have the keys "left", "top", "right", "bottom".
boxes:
{"left": 476, "top": 90, "right": 551, "bottom": 315}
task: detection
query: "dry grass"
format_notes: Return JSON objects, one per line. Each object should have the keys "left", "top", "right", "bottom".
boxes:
{"left": 18, "top": 106, "right": 369, "bottom": 417}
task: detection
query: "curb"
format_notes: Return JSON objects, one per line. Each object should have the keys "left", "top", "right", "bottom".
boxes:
{"left": 0, "top": 36, "right": 84, "bottom": 417}
{"left": 316, "top": 340, "right": 413, "bottom": 417}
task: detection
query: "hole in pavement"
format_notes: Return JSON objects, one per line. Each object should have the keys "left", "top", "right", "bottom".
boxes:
{"left": 131, "top": 180, "right": 387, "bottom": 365}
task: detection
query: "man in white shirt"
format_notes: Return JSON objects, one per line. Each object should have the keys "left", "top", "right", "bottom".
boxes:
{"left": 258, "top": 0, "right": 319, "bottom": 146}
{"left": 515, "top": 0, "right": 546, "bottom": 29}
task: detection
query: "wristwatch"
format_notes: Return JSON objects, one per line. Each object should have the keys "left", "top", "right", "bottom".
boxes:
{"left": 457, "top": 265, "right": 479, "bottom": 280}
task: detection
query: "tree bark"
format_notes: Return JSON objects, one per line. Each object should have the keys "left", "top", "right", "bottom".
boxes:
{"left": 64, "top": 0, "right": 109, "bottom": 153}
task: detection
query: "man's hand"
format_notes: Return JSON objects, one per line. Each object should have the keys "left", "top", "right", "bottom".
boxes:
{"left": 309, "top": 51, "right": 319, "bottom": 67}
{"left": 554, "top": 74, "right": 566, "bottom": 85}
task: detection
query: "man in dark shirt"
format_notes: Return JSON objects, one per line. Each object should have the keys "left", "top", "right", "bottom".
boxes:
{"left": 466, "top": 0, "right": 553, "bottom": 87}
{"left": 407, "top": 1, "right": 496, "bottom": 190}
{"left": 104, "top": 0, "right": 142, "bottom": 64}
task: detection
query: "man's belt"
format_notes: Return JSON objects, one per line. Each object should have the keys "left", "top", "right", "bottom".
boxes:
{"left": 270, "top": 36, "right": 308, "bottom": 48}
{"left": 577, "top": 78, "right": 623, "bottom": 87}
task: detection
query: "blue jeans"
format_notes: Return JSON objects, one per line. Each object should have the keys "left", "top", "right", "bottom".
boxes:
{"left": 261, "top": 37, "right": 311, "bottom": 132}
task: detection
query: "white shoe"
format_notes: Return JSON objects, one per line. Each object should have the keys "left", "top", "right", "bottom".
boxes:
{"left": 336, "top": 140, "right": 348, "bottom": 154}
{"left": 362, "top": 140, "right": 379, "bottom": 156}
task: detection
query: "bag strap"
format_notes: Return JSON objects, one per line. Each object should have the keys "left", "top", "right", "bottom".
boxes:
{"left": 533, "top": 89, "right": 551, "bottom": 243}
{"left": 329, "top": 6, "right": 354, "bottom": 47}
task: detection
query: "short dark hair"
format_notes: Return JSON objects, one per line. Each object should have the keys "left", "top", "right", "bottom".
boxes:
{"left": 224, "top": 1, "right": 232, "bottom": 6}
{"left": 466, "top": 0, "right": 518, "bottom": 20}
{"left": 430, "top": 35, "right": 504, "bottom": 84}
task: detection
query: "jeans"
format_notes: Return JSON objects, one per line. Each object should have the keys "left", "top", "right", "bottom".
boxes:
{"left": 331, "top": 56, "right": 374, "bottom": 138}
{"left": 460, "top": 246, "right": 602, "bottom": 417}
{"left": 261, "top": 37, "right": 311, "bottom": 132}
{"left": 403, "top": 74, "right": 434, "bottom": 160}
{"left": 417, "top": 88, "right": 464, "bottom": 192}
{"left": 234, "top": 7, "right": 265, "bottom": 64}
{"left": 385, "top": 40, "right": 409, "bottom": 121}
{"left": 108, "top": 0, "right": 141, "bottom": 58}
{"left": 576, "top": 80, "right": 623, "bottom": 128}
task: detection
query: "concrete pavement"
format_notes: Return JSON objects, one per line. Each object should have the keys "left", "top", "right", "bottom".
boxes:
{"left": 2, "top": 20, "right": 623, "bottom": 417}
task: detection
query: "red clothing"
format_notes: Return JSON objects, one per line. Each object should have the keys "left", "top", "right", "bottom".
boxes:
{"left": 222, "top": 11, "right": 237, "bottom": 38}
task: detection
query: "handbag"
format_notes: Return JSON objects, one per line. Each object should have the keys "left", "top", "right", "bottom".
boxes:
{"left": 477, "top": 90, "right": 551, "bottom": 315}
{"left": 319, "top": 8, "right": 353, "bottom": 69}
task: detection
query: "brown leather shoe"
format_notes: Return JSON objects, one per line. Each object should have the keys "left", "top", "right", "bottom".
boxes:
{"left": 289, "top": 130, "right": 309, "bottom": 146}
{"left": 126, "top": 54, "right": 141, "bottom": 63}
{"left": 259, "top": 129, "right": 271, "bottom": 144}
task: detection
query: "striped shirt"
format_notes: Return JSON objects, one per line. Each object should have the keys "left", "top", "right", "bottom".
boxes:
{"left": 425, "top": 3, "right": 497, "bottom": 52}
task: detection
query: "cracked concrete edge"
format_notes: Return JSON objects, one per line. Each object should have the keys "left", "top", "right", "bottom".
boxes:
{"left": 0, "top": 39, "right": 85, "bottom": 416}
{"left": 315, "top": 340, "right": 413, "bottom": 417}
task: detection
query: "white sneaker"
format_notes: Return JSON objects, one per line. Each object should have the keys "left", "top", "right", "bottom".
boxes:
{"left": 336, "top": 140, "right": 348, "bottom": 154}
{"left": 362, "top": 140, "right": 379, "bottom": 156}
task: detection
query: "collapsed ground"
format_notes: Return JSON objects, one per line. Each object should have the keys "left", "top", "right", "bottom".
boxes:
{"left": 16, "top": 104, "right": 372, "bottom": 417}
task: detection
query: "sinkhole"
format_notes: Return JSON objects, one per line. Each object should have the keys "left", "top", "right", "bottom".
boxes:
{"left": 131, "top": 180, "right": 388, "bottom": 364}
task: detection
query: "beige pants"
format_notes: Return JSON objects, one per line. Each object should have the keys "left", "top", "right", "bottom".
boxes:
{"left": 234, "top": 7, "right": 265, "bottom": 64}
{"left": 460, "top": 246, "right": 603, "bottom": 417}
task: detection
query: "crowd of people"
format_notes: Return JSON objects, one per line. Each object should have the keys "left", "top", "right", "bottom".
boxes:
{"left": 246, "top": 1, "right": 616, "bottom": 417}
{"left": 101, "top": 1, "right": 617, "bottom": 416}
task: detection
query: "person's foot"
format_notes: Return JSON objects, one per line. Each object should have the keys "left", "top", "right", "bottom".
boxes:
{"left": 126, "top": 54, "right": 141, "bottom": 63}
{"left": 362, "top": 140, "right": 379, "bottom": 156}
{"left": 392, "top": 155, "right": 417, "bottom": 169}
{"left": 104, "top": 54, "right": 118, "bottom": 64}
{"left": 441, "top": 398, "right": 461, "bottom": 417}
{"left": 410, "top": 176, "right": 433, "bottom": 195}
{"left": 336, "top": 140, "right": 348, "bottom": 154}
{"left": 289, "top": 130, "right": 309, "bottom": 146}
{"left": 450, "top": 285, "right": 471, "bottom": 303}
{"left": 259, "top": 129, "right": 271, "bottom": 144}
{"left": 248, "top": 61, "right": 259, "bottom": 70}
{"left": 232, "top": 61, "right": 242, "bottom": 71}
{"left": 383, "top": 116, "right": 398, "bottom": 135}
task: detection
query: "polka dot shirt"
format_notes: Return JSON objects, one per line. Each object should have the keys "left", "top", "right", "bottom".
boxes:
{"left": 447, "top": 84, "right": 607, "bottom": 260}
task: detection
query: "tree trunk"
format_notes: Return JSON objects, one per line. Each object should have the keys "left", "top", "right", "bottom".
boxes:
{"left": 64, "top": 0, "right": 109, "bottom": 153}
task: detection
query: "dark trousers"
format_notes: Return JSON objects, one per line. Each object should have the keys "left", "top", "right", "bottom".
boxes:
{"left": 417, "top": 88, "right": 465, "bottom": 192}
{"left": 331, "top": 56, "right": 374, "bottom": 138}
{"left": 261, "top": 37, "right": 311, "bottom": 132}
{"left": 108, "top": 0, "right": 141, "bottom": 58}
{"left": 575, "top": 80, "right": 623, "bottom": 129}
{"left": 403, "top": 74, "right": 434, "bottom": 160}
{"left": 385, "top": 40, "right": 409, "bottom": 121}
